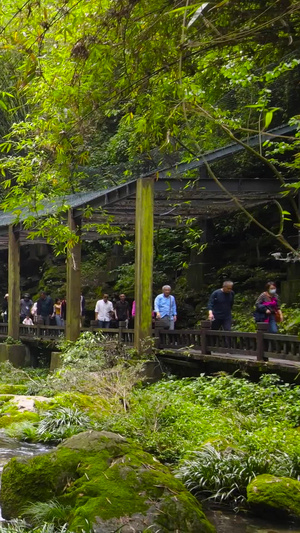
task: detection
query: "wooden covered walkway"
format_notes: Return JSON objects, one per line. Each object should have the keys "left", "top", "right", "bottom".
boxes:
{"left": 0, "top": 124, "right": 295, "bottom": 350}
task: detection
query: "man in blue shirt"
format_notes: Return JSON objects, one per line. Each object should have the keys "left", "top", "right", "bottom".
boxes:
{"left": 208, "top": 281, "right": 234, "bottom": 331}
{"left": 154, "top": 285, "right": 177, "bottom": 330}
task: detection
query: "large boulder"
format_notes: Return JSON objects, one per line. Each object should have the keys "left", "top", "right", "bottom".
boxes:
{"left": 1, "top": 430, "right": 215, "bottom": 533}
{"left": 247, "top": 474, "right": 300, "bottom": 517}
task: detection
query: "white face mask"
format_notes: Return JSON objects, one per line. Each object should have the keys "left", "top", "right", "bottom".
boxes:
{"left": 269, "top": 288, "right": 276, "bottom": 295}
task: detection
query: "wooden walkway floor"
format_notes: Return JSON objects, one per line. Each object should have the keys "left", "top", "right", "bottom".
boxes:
{"left": 158, "top": 348, "right": 300, "bottom": 380}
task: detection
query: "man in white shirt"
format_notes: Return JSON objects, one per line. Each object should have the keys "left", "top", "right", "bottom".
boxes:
{"left": 95, "top": 294, "right": 114, "bottom": 328}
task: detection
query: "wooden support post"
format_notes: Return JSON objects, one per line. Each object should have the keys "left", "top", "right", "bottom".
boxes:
{"left": 256, "top": 322, "right": 268, "bottom": 361}
{"left": 66, "top": 211, "right": 81, "bottom": 342}
{"left": 201, "top": 320, "right": 211, "bottom": 355}
{"left": 134, "top": 177, "right": 154, "bottom": 352}
{"left": 8, "top": 225, "right": 20, "bottom": 340}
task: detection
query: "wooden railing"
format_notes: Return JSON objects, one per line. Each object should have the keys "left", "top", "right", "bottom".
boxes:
{"left": 157, "top": 321, "right": 300, "bottom": 362}
{"left": 0, "top": 321, "right": 300, "bottom": 363}
{"left": 0, "top": 323, "right": 135, "bottom": 345}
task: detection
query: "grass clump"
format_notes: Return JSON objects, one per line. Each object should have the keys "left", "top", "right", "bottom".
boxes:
{"left": 0, "top": 521, "right": 74, "bottom": 533}
{"left": 23, "top": 499, "right": 72, "bottom": 527}
{"left": 37, "top": 407, "right": 92, "bottom": 442}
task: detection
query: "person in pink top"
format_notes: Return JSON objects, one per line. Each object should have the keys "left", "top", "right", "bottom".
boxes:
{"left": 254, "top": 281, "right": 282, "bottom": 333}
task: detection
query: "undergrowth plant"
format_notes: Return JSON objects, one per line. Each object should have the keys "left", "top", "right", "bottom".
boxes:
{"left": 176, "top": 444, "right": 300, "bottom": 507}
{"left": 0, "top": 521, "right": 73, "bottom": 533}
{"left": 37, "top": 407, "right": 92, "bottom": 442}
{"left": 57, "top": 331, "right": 131, "bottom": 369}
{"left": 23, "top": 500, "right": 73, "bottom": 527}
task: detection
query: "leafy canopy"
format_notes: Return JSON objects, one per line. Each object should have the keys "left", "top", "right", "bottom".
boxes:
{"left": 0, "top": 1, "right": 300, "bottom": 250}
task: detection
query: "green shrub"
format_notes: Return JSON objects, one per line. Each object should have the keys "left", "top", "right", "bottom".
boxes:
{"left": 57, "top": 331, "right": 130, "bottom": 369}
{"left": 37, "top": 407, "right": 92, "bottom": 442}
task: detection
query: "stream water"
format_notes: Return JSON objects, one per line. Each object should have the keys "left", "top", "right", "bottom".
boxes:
{"left": 205, "top": 507, "right": 300, "bottom": 533}
{"left": 0, "top": 432, "right": 298, "bottom": 532}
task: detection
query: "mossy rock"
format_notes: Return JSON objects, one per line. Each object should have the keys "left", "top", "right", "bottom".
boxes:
{"left": 247, "top": 474, "right": 300, "bottom": 517}
{"left": 0, "top": 411, "right": 39, "bottom": 428}
{"left": 0, "top": 395, "right": 14, "bottom": 403}
{"left": 1, "top": 430, "right": 215, "bottom": 533}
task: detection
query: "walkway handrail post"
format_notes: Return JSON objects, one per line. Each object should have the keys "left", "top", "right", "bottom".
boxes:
{"left": 256, "top": 322, "right": 268, "bottom": 361}
{"left": 201, "top": 320, "right": 211, "bottom": 355}
{"left": 154, "top": 322, "right": 164, "bottom": 349}
{"left": 119, "top": 321, "right": 125, "bottom": 343}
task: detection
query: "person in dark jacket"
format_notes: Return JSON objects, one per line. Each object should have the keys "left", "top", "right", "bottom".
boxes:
{"left": 115, "top": 294, "right": 130, "bottom": 324}
{"left": 208, "top": 281, "right": 234, "bottom": 330}
{"left": 37, "top": 291, "right": 53, "bottom": 325}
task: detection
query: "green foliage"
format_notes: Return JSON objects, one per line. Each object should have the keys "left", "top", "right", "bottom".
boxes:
{"left": 99, "top": 374, "right": 300, "bottom": 471}
{"left": 177, "top": 444, "right": 269, "bottom": 506}
{"left": 0, "top": 519, "right": 73, "bottom": 533}
{"left": 0, "top": 1, "right": 298, "bottom": 253}
{"left": 177, "top": 444, "right": 300, "bottom": 508}
{"left": 0, "top": 361, "right": 47, "bottom": 385}
{"left": 277, "top": 304, "right": 300, "bottom": 335}
{"left": 57, "top": 331, "right": 132, "bottom": 369}
{"left": 6, "top": 421, "right": 39, "bottom": 442}
{"left": 23, "top": 499, "right": 72, "bottom": 527}
{"left": 37, "top": 407, "right": 92, "bottom": 442}
{"left": 4, "top": 337, "right": 23, "bottom": 346}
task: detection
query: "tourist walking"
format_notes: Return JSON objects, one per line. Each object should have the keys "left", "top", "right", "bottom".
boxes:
{"left": 115, "top": 294, "right": 129, "bottom": 325}
{"left": 53, "top": 298, "right": 63, "bottom": 326}
{"left": 154, "top": 285, "right": 177, "bottom": 330}
{"left": 20, "top": 293, "right": 33, "bottom": 323}
{"left": 95, "top": 294, "right": 114, "bottom": 328}
{"left": 37, "top": 291, "right": 53, "bottom": 325}
{"left": 208, "top": 280, "right": 234, "bottom": 330}
{"left": 254, "top": 282, "right": 282, "bottom": 333}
